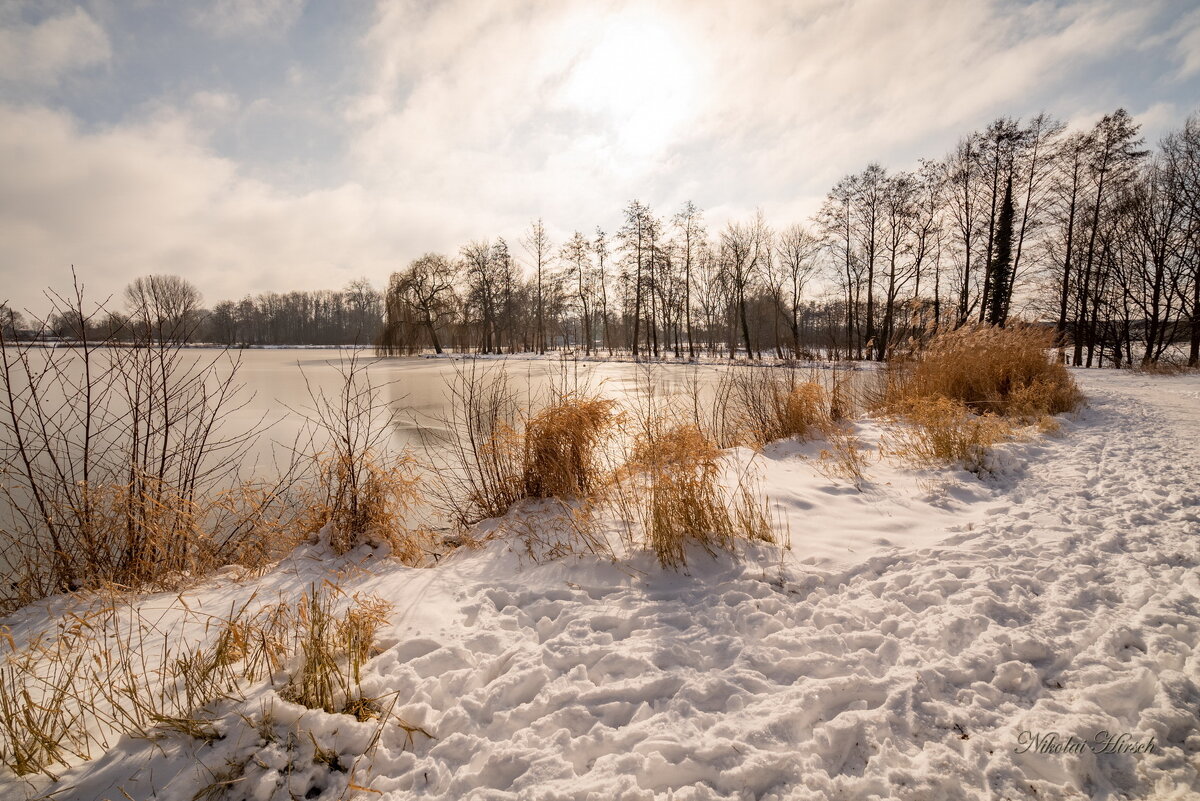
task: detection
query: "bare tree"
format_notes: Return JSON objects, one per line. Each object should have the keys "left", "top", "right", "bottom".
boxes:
{"left": 720, "top": 211, "right": 772, "bottom": 359}
{"left": 1005, "top": 113, "right": 1065, "bottom": 323}
{"left": 522, "top": 219, "right": 552, "bottom": 355}
{"left": 774, "top": 223, "right": 820, "bottom": 357}
{"left": 819, "top": 175, "right": 862, "bottom": 357}
{"left": 1165, "top": 115, "right": 1200, "bottom": 366}
{"left": 673, "top": 201, "right": 704, "bottom": 358}
{"left": 618, "top": 200, "right": 655, "bottom": 358}
{"left": 124, "top": 274, "right": 202, "bottom": 343}
{"left": 878, "top": 171, "right": 918, "bottom": 358}
{"left": 381, "top": 254, "right": 459, "bottom": 355}
{"left": 594, "top": 228, "right": 613, "bottom": 355}
{"left": 462, "top": 240, "right": 500, "bottom": 354}
{"left": 945, "top": 135, "right": 985, "bottom": 325}
{"left": 560, "top": 231, "right": 595, "bottom": 354}
{"left": 1074, "top": 109, "right": 1147, "bottom": 366}
{"left": 344, "top": 277, "right": 382, "bottom": 345}
{"left": 1, "top": 302, "right": 24, "bottom": 338}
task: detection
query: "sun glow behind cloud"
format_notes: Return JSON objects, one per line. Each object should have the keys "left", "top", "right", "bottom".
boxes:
{"left": 1, "top": 0, "right": 1198, "bottom": 313}
{"left": 560, "top": 9, "right": 704, "bottom": 156}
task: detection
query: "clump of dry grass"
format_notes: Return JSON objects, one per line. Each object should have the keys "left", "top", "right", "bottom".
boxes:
{"left": 883, "top": 324, "right": 1083, "bottom": 420}
{"left": 211, "top": 482, "right": 305, "bottom": 573}
{"left": 522, "top": 395, "right": 620, "bottom": 499}
{"left": 782, "top": 382, "right": 829, "bottom": 438}
{"left": 0, "top": 583, "right": 419, "bottom": 779}
{"left": 877, "top": 325, "right": 1082, "bottom": 473}
{"left": 882, "top": 396, "right": 1012, "bottom": 473}
{"left": 300, "top": 451, "right": 426, "bottom": 560}
{"left": 280, "top": 584, "right": 394, "bottom": 720}
{"left": 0, "top": 625, "right": 92, "bottom": 778}
{"left": 816, "top": 423, "right": 870, "bottom": 488}
{"left": 628, "top": 425, "right": 773, "bottom": 569}
{"left": 708, "top": 366, "right": 874, "bottom": 449}
{"left": 434, "top": 362, "right": 622, "bottom": 532}
{"left": 710, "top": 370, "right": 834, "bottom": 447}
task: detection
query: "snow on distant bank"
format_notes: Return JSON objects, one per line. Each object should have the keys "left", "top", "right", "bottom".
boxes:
{"left": 2, "top": 369, "right": 1198, "bottom": 800}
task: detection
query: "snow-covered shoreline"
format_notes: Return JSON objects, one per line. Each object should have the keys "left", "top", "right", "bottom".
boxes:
{"left": 2, "top": 369, "right": 1198, "bottom": 800}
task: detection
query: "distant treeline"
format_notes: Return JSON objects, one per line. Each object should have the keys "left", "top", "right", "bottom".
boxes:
{"left": 5, "top": 107, "right": 1197, "bottom": 367}
{"left": 378, "top": 108, "right": 1200, "bottom": 369}
{"left": 3, "top": 278, "right": 384, "bottom": 348}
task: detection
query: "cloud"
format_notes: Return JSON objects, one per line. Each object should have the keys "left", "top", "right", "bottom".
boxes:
{"left": 345, "top": 0, "right": 1165, "bottom": 238}
{"left": 1174, "top": 7, "right": 1200, "bottom": 78}
{"left": 0, "top": 0, "right": 1194, "bottom": 314}
{"left": 0, "top": 103, "right": 459, "bottom": 313}
{"left": 0, "top": 6, "right": 110, "bottom": 87}
{"left": 190, "top": 0, "right": 306, "bottom": 38}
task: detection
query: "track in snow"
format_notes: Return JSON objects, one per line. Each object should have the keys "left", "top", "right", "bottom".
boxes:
{"left": 343, "top": 371, "right": 1200, "bottom": 800}
{"left": 22, "top": 371, "right": 1200, "bottom": 801}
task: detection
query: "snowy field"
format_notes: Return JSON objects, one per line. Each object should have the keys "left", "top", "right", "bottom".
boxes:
{"left": 2, "top": 368, "right": 1198, "bottom": 800}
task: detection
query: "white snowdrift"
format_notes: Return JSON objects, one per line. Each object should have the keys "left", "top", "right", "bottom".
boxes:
{"left": 1, "top": 369, "right": 1198, "bottom": 800}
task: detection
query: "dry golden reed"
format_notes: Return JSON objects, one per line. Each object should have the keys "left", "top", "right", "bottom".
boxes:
{"left": 883, "top": 396, "right": 1011, "bottom": 472}
{"left": 0, "top": 583, "right": 412, "bottom": 779}
{"left": 629, "top": 424, "right": 773, "bottom": 569}
{"left": 280, "top": 584, "right": 395, "bottom": 719}
{"left": 878, "top": 325, "right": 1084, "bottom": 471}
{"left": 712, "top": 369, "right": 837, "bottom": 447}
{"left": 522, "top": 394, "right": 620, "bottom": 499}
{"left": 301, "top": 450, "right": 427, "bottom": 561}
{"left": 884, "top": 324, "right": 1083, "bottom": 420}
{"left": 435, "top": 361, "right": 621, "bottom": 529}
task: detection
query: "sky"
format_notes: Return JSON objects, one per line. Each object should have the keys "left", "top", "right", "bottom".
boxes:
{"left": 1, "top": 0, "right": 1199, "bottom": 316}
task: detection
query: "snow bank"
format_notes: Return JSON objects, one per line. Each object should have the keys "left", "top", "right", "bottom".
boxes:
{"left": 2, "top": 370, "right": 1197, "bottom": 800}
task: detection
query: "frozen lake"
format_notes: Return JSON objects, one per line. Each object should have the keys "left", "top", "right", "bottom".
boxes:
{"left": 219, "top": 350, "right": 872, "bottom": 470}
{"left": 0, "top": 347, "right": 875, "bottom": 538}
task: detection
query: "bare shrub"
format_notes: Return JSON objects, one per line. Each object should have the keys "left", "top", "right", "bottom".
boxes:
{"left": 714, "top": 368, "right": 791, "bottom": 447}
{"left": 884, "top": 324, "right": 1083, "bottom": 419}
{"left": 703, "top": 364, "right": 879, "bottom": 449}
{"left": 628, "top": 425, "right": 774, "bottom": 569}
{"left": 882, "top": 397, "right": 1012, "bottom": 472}
{"left": 0, "top": 279, "right": 293, "bottom": 612}
{"left": 432, "top": 361, "right": 525, "bottom": 527}
{"left": 294, "top": 353, "right": 426, "bottom": 561}
{"left": 711, "top": 369, "right": 829, "bottom": 447}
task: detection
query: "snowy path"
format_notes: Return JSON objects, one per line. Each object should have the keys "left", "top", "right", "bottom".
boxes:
{"left": 345, "top": 371, "right": 1199, "bottom": 800}
{"left": 17, "top": 371, "right": 1200, "bottom": 800}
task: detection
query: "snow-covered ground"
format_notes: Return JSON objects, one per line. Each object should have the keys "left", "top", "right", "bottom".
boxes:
{"left": 2, "top": 369, "right": 1198, "bottom": 800}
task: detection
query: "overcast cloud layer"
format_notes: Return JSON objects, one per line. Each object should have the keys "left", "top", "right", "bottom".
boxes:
{"left": 1, "top": 0, "right": 1198, "bottom": 314}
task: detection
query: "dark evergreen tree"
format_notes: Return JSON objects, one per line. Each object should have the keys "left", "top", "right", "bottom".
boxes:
{"left": 987, "top": 176, "right": 1015, "bottom": 326}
